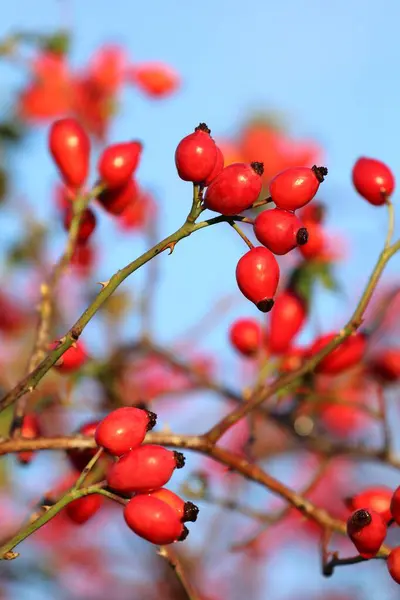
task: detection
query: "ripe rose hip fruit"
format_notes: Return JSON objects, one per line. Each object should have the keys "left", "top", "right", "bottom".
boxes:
{"left": 95, "top": 406, "right": 157, "bottom": 456}
{"left": 204, "top": 162, "right": 264, "bottom": 215}
{"left": 67, "top": 421, "right": 101, "bottom": 471}
{"left": 229, "top": 318, "right": 263, "bottom": 357}
{"left": 369, "top": 349, "right": 400, "bottom": 383}
{"left": 300, "top": 201, "right": 326, "bottom": 224}
{"left": 308, "top": 332, "right": 366, "bottom": 375}
{"left": 140, "top": 488, "right": 199, "bottom": 522}
{"left": 346, "top": 508, "right": 386, "bottom": 558}
{"left": 49, "top": 118, "right": 90, "bottom": 188}
{"left": 63, "top": 206, "right": 96, "bottom": 244}
{"left": 97, "top": 178, "right": 138, "bottom": 215}
{"left": 254, "top": 208, "right": 308, "bottom": 255}
{"left": 106, "top": 445, "right": 185, "bottom": 493}
{"left": 98, "top": 141, "right": 142, "bottom": 189}
{"left": 124, "top": 495, "right": 186, "bottom": 545}
{"left": 390, "top": 486, "right": 400, "bottom": 525}
{"left": 51, "top": 340, "right": 87, "bottom": 374}
{"left": 270, "top": 165, "right": 328, "bottom": 211}
{"left": 175, "top": 123, "right": 217, "bottom": 183}
{"left": 18, "top": 414, "right": 41, "bottom": 465}
{"left": 345, "top": 486, "right": 393, "bottom": 523}
{"left": 268, "top": 291, "right": 306, "bottom": 355}
{"left": 236, "top": 247, "right": 280, "bottom": 312}
{"left": 352, "top": 157, "right": 395, "bottom": 206}
{"left": 65, "top": 494, "right": 103, "bottom": 525}
{"left": 204, "top": 145, "right": 224, "bottom": 186}
{"left": 387, "top": 547, "right": 400, "bottom": 584}
{"left": 298, "top": 220, "right": 326, "bottom": 260}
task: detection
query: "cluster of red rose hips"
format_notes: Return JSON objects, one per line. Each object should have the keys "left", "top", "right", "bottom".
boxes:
{"left": 49, "top": 117, "right": 143, "bottom": 245}
{"left": 345, "top": 485, "right": 400, "bottom": 584}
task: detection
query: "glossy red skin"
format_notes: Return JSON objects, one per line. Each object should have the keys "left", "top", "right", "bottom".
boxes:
{"left": 95, "top": 407, "right": 151, "bottom": 456}
{"left": 387, "top": 547, "right": 400, "bottom": 584}
{"left": 369, "top": 349, "right": 400, "bottom": 382}
{"left": 67, "top": 421, "right": 100, "bottom": 471}
{"left": 204, "top": 145, "right": 224, "bottom": 186}
{"left": 254, "top": 208, "right": 307, "bottom": 255}
{"left": 51, "top": 340, "right": 87, "bottom": 374}
{"left": 229, "top": 318, "right": 263, "bottom": 357}
{"left": 18, "top": 414, "right": 41, "bottom": 465}
{"left": 124, "top": 495, "right": 183, "bottom": 544}
{"left": 175, "top": 130, "right": 217, "bottom": 183}
{"left": 390, "top": 486, "right": 400, "bottom": 525}
{"left": 205, "top": 163, "right": 262, "bottom": 215}
{"left": 97, "top": 178, "right": 138, "bottom": 215}
{"left": 107, "top": 444, "right": 178, "bottom": 493}
{"left": 352, "top": 157, "right": 395, "bottom": 206}
{"left": 308, "top": 332, "right": 366, "bottom": 375}
{"left": 98, "top": 141, "right": 142, "bottom": 189}
{"left": 65, "top": 494, "right": 103, "bottom": 524}
{"left": 63, "top": 206, "right": 96, "bottom": 244}
{"left": 141, "top": 488, "right": 185, "bottom": 520}
{"left": 236, "top": 247, "right": 280, "bottom": 310}
{"left": 270, "top": 167, "right": 320, "bottom": 211}
{"left": 346, "top": 487, "right": 393, "bottom": 523}
{"left": 49, "top": 118, "right": 90, "bottom": 188}
{"left": 268, "top": 291, "right": 306, "bottom": 355}
{"left": 346, "top": 509, "right": 387, "bottom": 558}
{"left": 298, "top": 221, "right": 325, "bottom": 260}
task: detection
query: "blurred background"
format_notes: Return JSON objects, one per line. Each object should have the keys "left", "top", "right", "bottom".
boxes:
{"left": 0, "top": 1, "right": 400, "bottom": 599}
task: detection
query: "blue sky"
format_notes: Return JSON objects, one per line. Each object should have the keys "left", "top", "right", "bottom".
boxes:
{"left": 1, "top": 1, "right": 400, "bottom": 598}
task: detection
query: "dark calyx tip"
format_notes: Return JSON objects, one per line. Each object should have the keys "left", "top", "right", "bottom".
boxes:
{"left": 145, "top": 410, "right": 157, "bottom": 431}
{"left": 351, "top": 509, "right": 372, "bottom": 528}
{"left": 343, "top": 496, "right": 354, "bottom": 509}
{"left": 251, "top": 161, "right": 264, "bottom": 176}
{"left": 183, "top": 501, "right": 199, "bottom": 523}
{"left": 296, "top": 227, "right": 309, "bottom": 246}
{"left": 256, "top": 298, "right": 274, "bottom": 313}
{"left": 312, "top": 165, "right": 328, "bottom": 182}
{"left": 195, "top": 123, "right": 211, "bottom": 135}
{"left": 174, "top": 451, "right": 186, "bottom": 469}
{"left": 178, "top": 525, "right": 190, "bottom": 542}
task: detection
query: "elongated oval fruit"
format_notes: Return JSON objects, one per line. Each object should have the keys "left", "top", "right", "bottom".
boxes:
{"left": 346, "top": 508, "right": 386, "bottom": 558}
{"left": 368, "top": 349, "right": 400, "bottom": 382}
{"left": 235, "top": 247, "right": 280, "bottom": 312}
{"left": 204, "top": 162, "right": 264, "bottom": 215}
{"left": 98, "top": 141, "right": 142, "bottom": 189}
{"left": 51, "top": 340, "right": 87, "bottom": 374}
{"left": 95, "top": 406, "right": 157, "bottom": 456}
{"left": 97, "top": 178, "right": 138, "bottom": 215}
{"left": 270, "top": 166, "right": 328, "bottom": 211}
{"left": 175, "top": 123, "right": 217, "bottom": 183}
{"left": 308, "top": 332, "right": 366, "bottom": 375}
{"left": 352, "top": 157, "right": 395, "bottom": 206}
{"left": 254, "top": 208, "right": 308, "bottom": 255}
{"left": 124, "top": 495, "right": 186, "bottom": 544}
{"left": 49, "top": 118, "right": 90, "bottom": 188}
{"left": 268, "top": 291, "right": 306, "bottom": 355}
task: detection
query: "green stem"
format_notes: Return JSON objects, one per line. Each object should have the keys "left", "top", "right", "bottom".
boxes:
{"left": 74, "top": 447, "right": 103, "bottom": 489}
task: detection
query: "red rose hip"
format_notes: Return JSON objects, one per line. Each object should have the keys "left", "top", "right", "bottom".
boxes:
{"left": 352, "top": 157, "right": 395, "bottom": 206}
{"left": 345, "top": 486, "right": 393, "bottom": 524}
{"left": 51, "top": 340, "right": 87, "bottom": 374}
{"left": 346, "top": 508, "right": 386, "bottom": 558}
{"left": 95, "top": 406, "right": 157, "bottom": 456}
{"left": 229, "top": 318, "right": 263, "bottom": 357}
{"left": 204, "top": 162, "right": 264, "bottom": 215}
{"left": 124, "top": 495, "right": 186, "bottom": 544}
{"left": 270, "top": 165, "right": 328, "bottom": 211}
{"left": 390, "top": 486, "right": 400, "bottom": 525}
{"left": 204, "top": 145, "right": 224, "bottom": 186}
{"left": 268, "top": 291, "right": 306, "bottom": 355}
{"left": 106, "top": 445, "right": 185, "bottom": 493}
{"left": 308, "top": 332, "right": 366, "bottom": 375}
{"left": 97, "top": 178, "right": 138, "bottom": 215}
{"left": 236, "top": 247, "right": 280, "bottom": 312}
{"left": 387, "top": 547, "right": 400, "bottom": 584}
{"left": 98, "top": 141, "right": 142, "bottom": 189}
{"left": 49, "top": 118, "right": 90, "bottom": 188}
{"left": 175, "top": 123, "right": 217, "bottom": 183}
{"left": 65, "top": 494, "right": 103, "bottom": 525}
{"left": 369, "top": 349, "right": 400, "bottom": 383}
{"left": 254, "top": 208, "right": 308, "bottom": 255}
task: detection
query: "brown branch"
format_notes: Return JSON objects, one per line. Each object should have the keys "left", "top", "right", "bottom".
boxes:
{"left": 158, "top": 546, "right": 200, "bottom": 600}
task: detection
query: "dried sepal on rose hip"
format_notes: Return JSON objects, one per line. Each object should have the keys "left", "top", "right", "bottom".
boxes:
{"left": 137, "top": 488, "right": 199, "bottom": 523}
{"left": 204, "top": 162, "right": 264, "bottom": 215}
{"left": 254, "top": 208, "right": 308, "bottom": 256}
{"left": 236, "top": 247, "right": 280, "bottom": 312}
{"left": 346, "top": 508, "right": 387, "bottom": 558}
{"left": 269, "top": 165, "right": 328, "bottom": 211}
{"left": 344, "top": 486, "right": 393, "bottom": 524}
{"left": 95, "top": 406, "right": 157, "bottom": 456}
{"left": 98, "top": 141, "right": 142, "bottom": 189}
{"left": 65, "top": 494, "right": 103, "bottom": 525}
{"left": 352, "top": 157, "right": 395, "bottom": 206}
{"left": 49, "top": 118, "right": 90, "bottom": 189}
{"left": 51, "top": 340, "right": 88, "bottom": 374}
{"left": 229, "top": 318, "right": 263, "bottom": 358}
{"left": 124, "top": 495, "right": 188, "bottom": 545}
{"left": 267, "top": 291, "right": 306, "bottom": 355}
{"left": 106, "top": 445, "right": 185, "bottom": 494}
{"left": 175, "top": 123, "right": 218, "bottom": 183}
